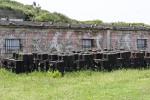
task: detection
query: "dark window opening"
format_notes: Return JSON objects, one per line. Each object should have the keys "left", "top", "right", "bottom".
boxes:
{"left": 137, "top": 39, "right": 147, "bottom": 50}
{"left": 82, "top": 39, "right": 94, "bottom": 48}
{"left": 4, "top": 39, "right": 23, "bottom": 54}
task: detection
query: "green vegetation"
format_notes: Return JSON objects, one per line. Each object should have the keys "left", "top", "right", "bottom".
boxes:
{"left": 109, "top": 21, "right": 150, "bottom": 26}
{"left": 0, "top": 0, "right": 149, "bottom": 26}
{"left": 82, "top": 19, "right": 103, "bottom": 24}
{"left": 0, "top": 0, "right": 77, "bottom": 22}
{"left": 0, "top": 68, "right": 150, "bottom": 100}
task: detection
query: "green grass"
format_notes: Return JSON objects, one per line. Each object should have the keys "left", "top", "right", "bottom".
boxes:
{"left": 0, "top": 68, "right": 150, "bottom": 100}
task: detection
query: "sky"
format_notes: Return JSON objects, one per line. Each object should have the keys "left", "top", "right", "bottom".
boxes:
{"left": 13, "top": 0, "right": 150, "bottom": 24}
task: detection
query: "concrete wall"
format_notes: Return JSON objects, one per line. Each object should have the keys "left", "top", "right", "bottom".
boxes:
{"left": 110, "top": 30, "right": 150, "bottom": 51}
{"left": 0, "top": 27, "right": 106, "bottom": 54}
{"left": 0, "top": 26, "right": 150, "bottom": 57}
{"left": 0, "top": 8, "right": 25, "bottom": 19}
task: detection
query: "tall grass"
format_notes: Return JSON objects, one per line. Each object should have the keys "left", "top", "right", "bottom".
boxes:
{"left": 0, "top": 68, "right": 150, "bottom": 100}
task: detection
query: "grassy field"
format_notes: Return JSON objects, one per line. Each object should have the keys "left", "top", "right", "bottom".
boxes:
{"left": 0, "top": 68, "right": 150, "bottom": 100}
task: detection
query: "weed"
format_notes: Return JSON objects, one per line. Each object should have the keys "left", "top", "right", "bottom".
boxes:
{"left": 47, "top": 70, "right": 62, "bottom": 78}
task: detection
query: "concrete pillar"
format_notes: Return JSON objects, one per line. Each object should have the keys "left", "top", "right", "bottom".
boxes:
{"left": 105, "top": 30, "right": 111, "bottom": 50}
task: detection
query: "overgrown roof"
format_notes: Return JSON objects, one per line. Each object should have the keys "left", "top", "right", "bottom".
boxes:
{"left": 0, "top": 20, "right": 150, "bottom": 31}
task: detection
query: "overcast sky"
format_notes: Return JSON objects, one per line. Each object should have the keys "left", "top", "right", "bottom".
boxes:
{"left": 14, "top": 0, "right": 150, "bottom": 24}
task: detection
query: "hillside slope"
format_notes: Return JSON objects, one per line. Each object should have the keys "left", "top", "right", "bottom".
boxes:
{"left": 0, "top": 0, "right": 149, "bottom": 26}
{"left": 0, "top": 0, "right": 77, "bottom": 23}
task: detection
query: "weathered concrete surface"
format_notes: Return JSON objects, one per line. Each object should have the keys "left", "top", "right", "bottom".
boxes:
{"left": 0, "top": 26, "right": 150, "bottom": 57}
{"left": 0, "top": 27, "right": 105, "bottom": 54}
{"left": 110, "top": 30, "right": 150, "bottom": 51}
{"left": 0, "top": 8, "right": 25, "bottom": 19}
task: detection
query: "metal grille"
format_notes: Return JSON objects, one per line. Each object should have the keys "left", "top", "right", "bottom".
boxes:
{"left": 4, "top": 39, "right": 22, "bottom": 54}
{"left": 82, "top": 39, "right": 94, "bottom": 48}
{"left": 137, "top": 39, "right": 147, "bottom": 50}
